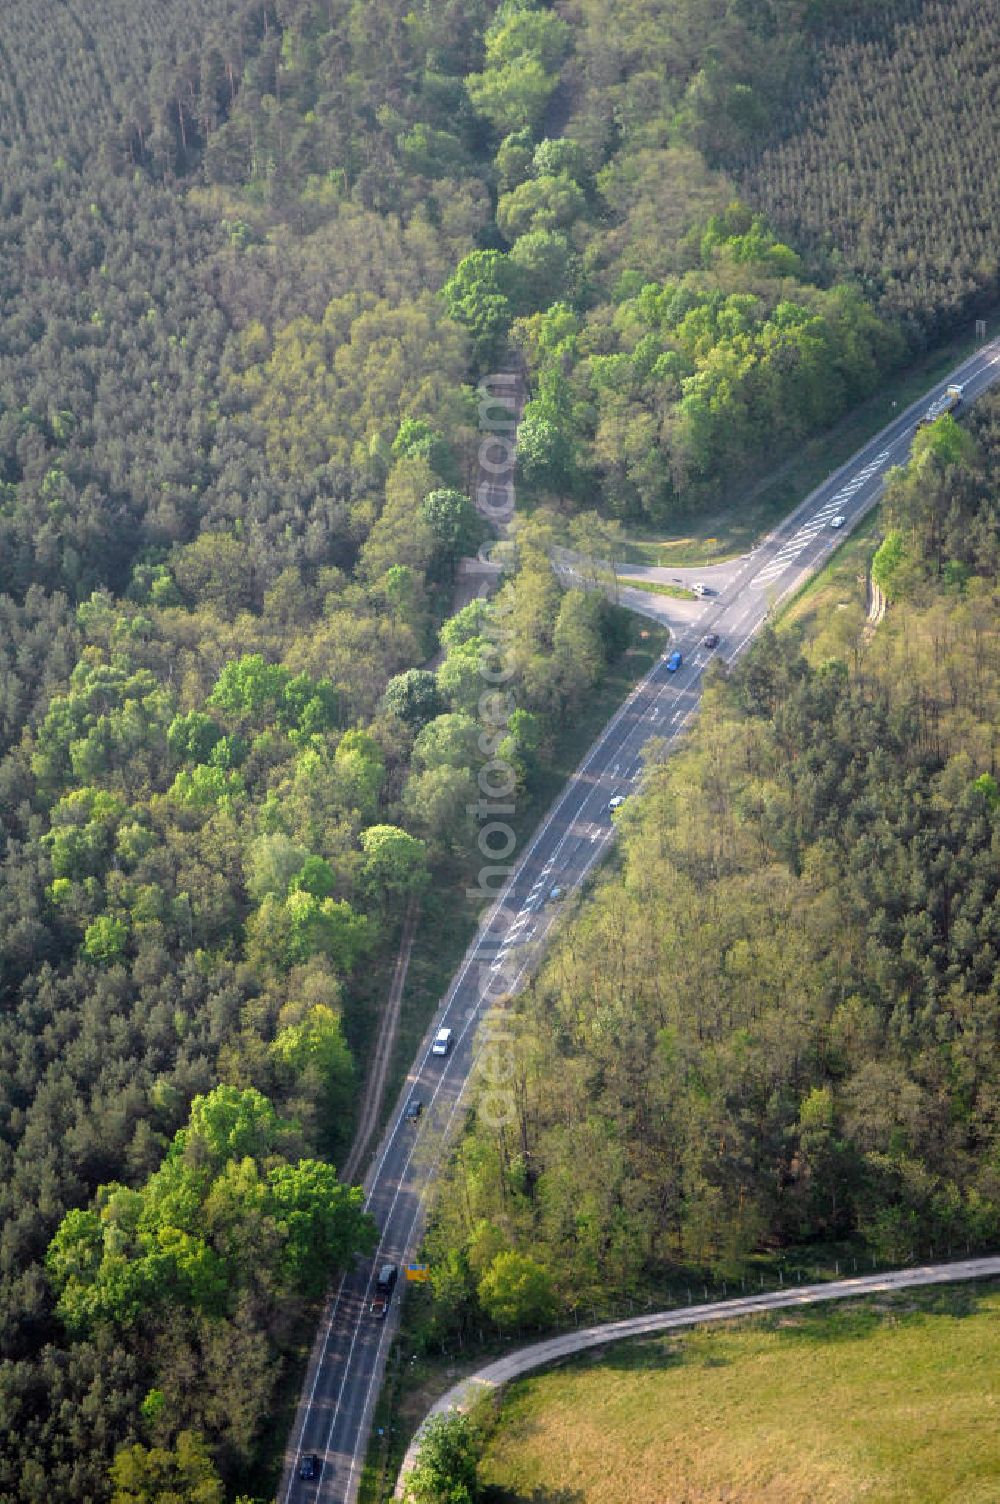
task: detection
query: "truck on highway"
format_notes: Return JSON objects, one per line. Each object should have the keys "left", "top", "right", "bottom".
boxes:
{"left": 369, "top": 1262, "right": 398, "bottom": 1318}
{"left": 916, "top": 383, "right": 963, "bottom": 429}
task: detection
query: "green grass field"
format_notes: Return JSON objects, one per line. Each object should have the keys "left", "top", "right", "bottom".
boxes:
{"left": 478, "top": 1283, "right": 1000, "bottom": 1504}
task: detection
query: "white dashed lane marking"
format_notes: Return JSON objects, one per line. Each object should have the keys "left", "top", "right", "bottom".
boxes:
{"left": 753, "top": 448, "right": 890, "bottom": 586}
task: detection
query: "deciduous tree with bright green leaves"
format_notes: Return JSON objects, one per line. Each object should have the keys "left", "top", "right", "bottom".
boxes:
{"left": 420, "top": 488, "right": 485, "bottom": 578}
{"left": 441, "top": 250, "right": 519, "bottom": 367}
{"left": 477, "top": 1250, "right": 557, "bottom": 1328}
{"left": 465, "top": 54, "right": 557, "bottom": 136}
{"left": 402, "top": 1412, "right": 483, "bottom": 1504}
{"left": 82, "top": 914, "right": 129, "bottom": 965}
{"left": 272, "top": 1003, "right": 355, "bottom": 1156}
{"left": 360, "top": 824, "right": 429, "bottom": 899}
{"left": 46, "top": 1086, "right": 375, "bottom": 1336}
{"left": 382, "top": 668, "right": 445, "bottom": 729}
{"left": 268, "top": 1159, "right": 374, "bottom": 1297}
{"left": 109, "top": 1431, "right": 226, "bottom": 1504}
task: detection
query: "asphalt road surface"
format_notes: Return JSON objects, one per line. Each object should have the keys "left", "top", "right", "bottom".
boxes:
{"left": 278, "top": 338, "right": 1000, "bottom": 1504}
{"left": 396, "top": 1254, "right": 1000, "bottom": 1490}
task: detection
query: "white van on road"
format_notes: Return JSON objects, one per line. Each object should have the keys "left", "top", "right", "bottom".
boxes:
{"left": 431, "top": 1027, "right": 453, "bottom": 1057}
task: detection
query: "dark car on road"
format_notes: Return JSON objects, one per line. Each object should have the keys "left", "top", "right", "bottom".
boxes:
{"left": 703, "top": 633, "right": 720, "bottom": 649}
{"left": 665, "top": 650, "right": 682, "bottom": 671}
{"left": 404, "top": 1096, "right": 423, "bottom": 1123}
{"left": 299, "top": 1453, "right": 320, "bottom": 1481}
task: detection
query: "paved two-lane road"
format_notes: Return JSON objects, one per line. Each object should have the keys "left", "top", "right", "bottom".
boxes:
{"left": 278, "top": 336, "right": 1000, "bottom": 1504}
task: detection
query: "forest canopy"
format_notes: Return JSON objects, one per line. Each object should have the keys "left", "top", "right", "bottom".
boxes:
{"left": 0, "top": 0, "right": 997, "bottom": 1498}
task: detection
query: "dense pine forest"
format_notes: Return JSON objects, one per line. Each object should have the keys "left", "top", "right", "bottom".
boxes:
{"left": 0, "top": 0, "right": 997, "bottom": 1499}
{"left": 744, "top": 0, "right": 1000, "bottom": 335}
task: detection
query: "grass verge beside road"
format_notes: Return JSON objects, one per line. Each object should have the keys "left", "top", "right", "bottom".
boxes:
{"left": 478, "top": 1281, "right": 1000, "bottom": 1504}
{"left": 619, "top": 577, "right": 695, "bottom": 600}
{"left": 776, "top": 506, "right": 882, "bottom": 657}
